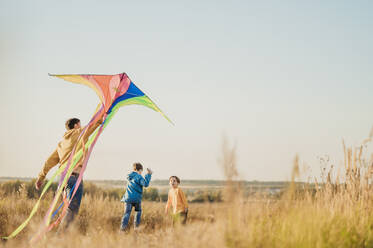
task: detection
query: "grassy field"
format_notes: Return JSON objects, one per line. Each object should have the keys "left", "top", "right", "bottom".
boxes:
{"left": 1, "top": 137, "right": 373, "bottom": 247}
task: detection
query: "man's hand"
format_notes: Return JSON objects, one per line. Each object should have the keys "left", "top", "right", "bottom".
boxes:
{"left": 146, "top": 168, "right": 153, "bottom": 175}
{"left": 165, "top": 208, "right": 168, "bottom": 215}
{"left": 35, "top": 178, "right": 43, "bottom": 190}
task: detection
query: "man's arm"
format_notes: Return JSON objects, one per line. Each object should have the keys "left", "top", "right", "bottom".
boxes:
{"left": 36, "top": 149, "right": 60, "bottom": 189}
{"left": 81, "top": 113, "right": 104, "bottom": 143}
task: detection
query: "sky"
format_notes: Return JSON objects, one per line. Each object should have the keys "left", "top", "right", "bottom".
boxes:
{"left": 0, "top": 0, "right": 372, "bottom": 181}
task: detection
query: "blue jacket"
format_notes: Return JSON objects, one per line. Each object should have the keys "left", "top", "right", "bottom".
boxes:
{"left": 121, "top": 171, "right": 152, "bottom": 203}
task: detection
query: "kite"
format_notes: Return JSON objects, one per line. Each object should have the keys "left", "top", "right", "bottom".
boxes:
{"left": 2, "top": 72, "right": 172, "bottom": 242}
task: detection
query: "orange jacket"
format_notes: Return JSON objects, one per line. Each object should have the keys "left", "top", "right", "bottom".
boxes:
{"left": 166, "top": 187, "right": 188, "bottom": 214}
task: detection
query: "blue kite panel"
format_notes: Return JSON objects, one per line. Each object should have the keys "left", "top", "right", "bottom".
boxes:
{"left": 126, "top": 82, "right": 145, "bottom": 96}
{"left": 107, "top": 82, "right": 145, "bottom": 113}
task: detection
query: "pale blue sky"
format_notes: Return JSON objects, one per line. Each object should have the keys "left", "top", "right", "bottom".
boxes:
{"left": 0, "top": 0, "right": 372, "bottom": 181}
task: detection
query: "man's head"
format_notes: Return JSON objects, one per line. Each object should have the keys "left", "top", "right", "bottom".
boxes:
{"left": 169, "top": 176, "right": 180, "bottom": 188}
{"left": 65, "top": 118, "right": 81, "bottom": 130}
{"left": 133, "top": 162, "right": 143, "bottom": 174}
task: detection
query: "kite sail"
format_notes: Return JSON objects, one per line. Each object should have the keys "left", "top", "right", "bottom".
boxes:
{"left": 2, "top": 72, "right": 172, "bottom": 242}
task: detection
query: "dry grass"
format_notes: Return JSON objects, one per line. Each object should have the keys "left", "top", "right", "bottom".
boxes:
{"left": 1, "top": 133, "right": 373, "bottom": 247}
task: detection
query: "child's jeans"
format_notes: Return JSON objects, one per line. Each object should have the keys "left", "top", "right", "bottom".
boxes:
{"left": 120, "top": 202, "right": 142, "bottom": 230}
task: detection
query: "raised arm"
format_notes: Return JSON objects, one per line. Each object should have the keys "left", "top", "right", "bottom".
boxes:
{"left": 137, "top": 173, "right": 152, "bottom": 187}
{"left": 81, "top": 115, "right": 104, "bottom": 143}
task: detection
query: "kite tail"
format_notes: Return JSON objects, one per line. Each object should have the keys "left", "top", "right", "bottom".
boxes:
{"left": 1, "top": 106, "right": 104, "bottom": 241}
{"left": 48, "top": 117, "right": 107, "bottom": 234}
{"left": 30, "top": 112, "right": 109, "bottom": 244}
{"left": 45, "top": 105, "right": 104, "bottom": 224}
{"left": 0, "top": 163, "right": 68, "bottom": 240}
{"left": 30, "top": 107, "right": 105, "bottom": 243}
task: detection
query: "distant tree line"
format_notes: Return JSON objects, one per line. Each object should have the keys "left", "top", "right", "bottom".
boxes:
{"left": 0, "top": 180, "right": 224, "bottom": 203}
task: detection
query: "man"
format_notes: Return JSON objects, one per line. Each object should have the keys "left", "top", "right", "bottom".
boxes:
{"left": 35, "top": 114, "right": 104, "bottom": 228}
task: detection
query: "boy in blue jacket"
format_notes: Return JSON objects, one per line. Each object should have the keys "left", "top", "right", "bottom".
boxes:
{"left": 120, "top": 162, "right": 152, "bottom": 231}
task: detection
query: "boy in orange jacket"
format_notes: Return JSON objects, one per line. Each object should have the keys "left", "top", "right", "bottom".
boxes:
{"left": 165, "top": 176, "right": 188, "bottom": 225}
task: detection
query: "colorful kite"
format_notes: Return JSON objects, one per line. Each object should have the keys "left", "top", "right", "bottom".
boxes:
{"left": 2, "top": 72, "right": 172, "bottom": 242}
